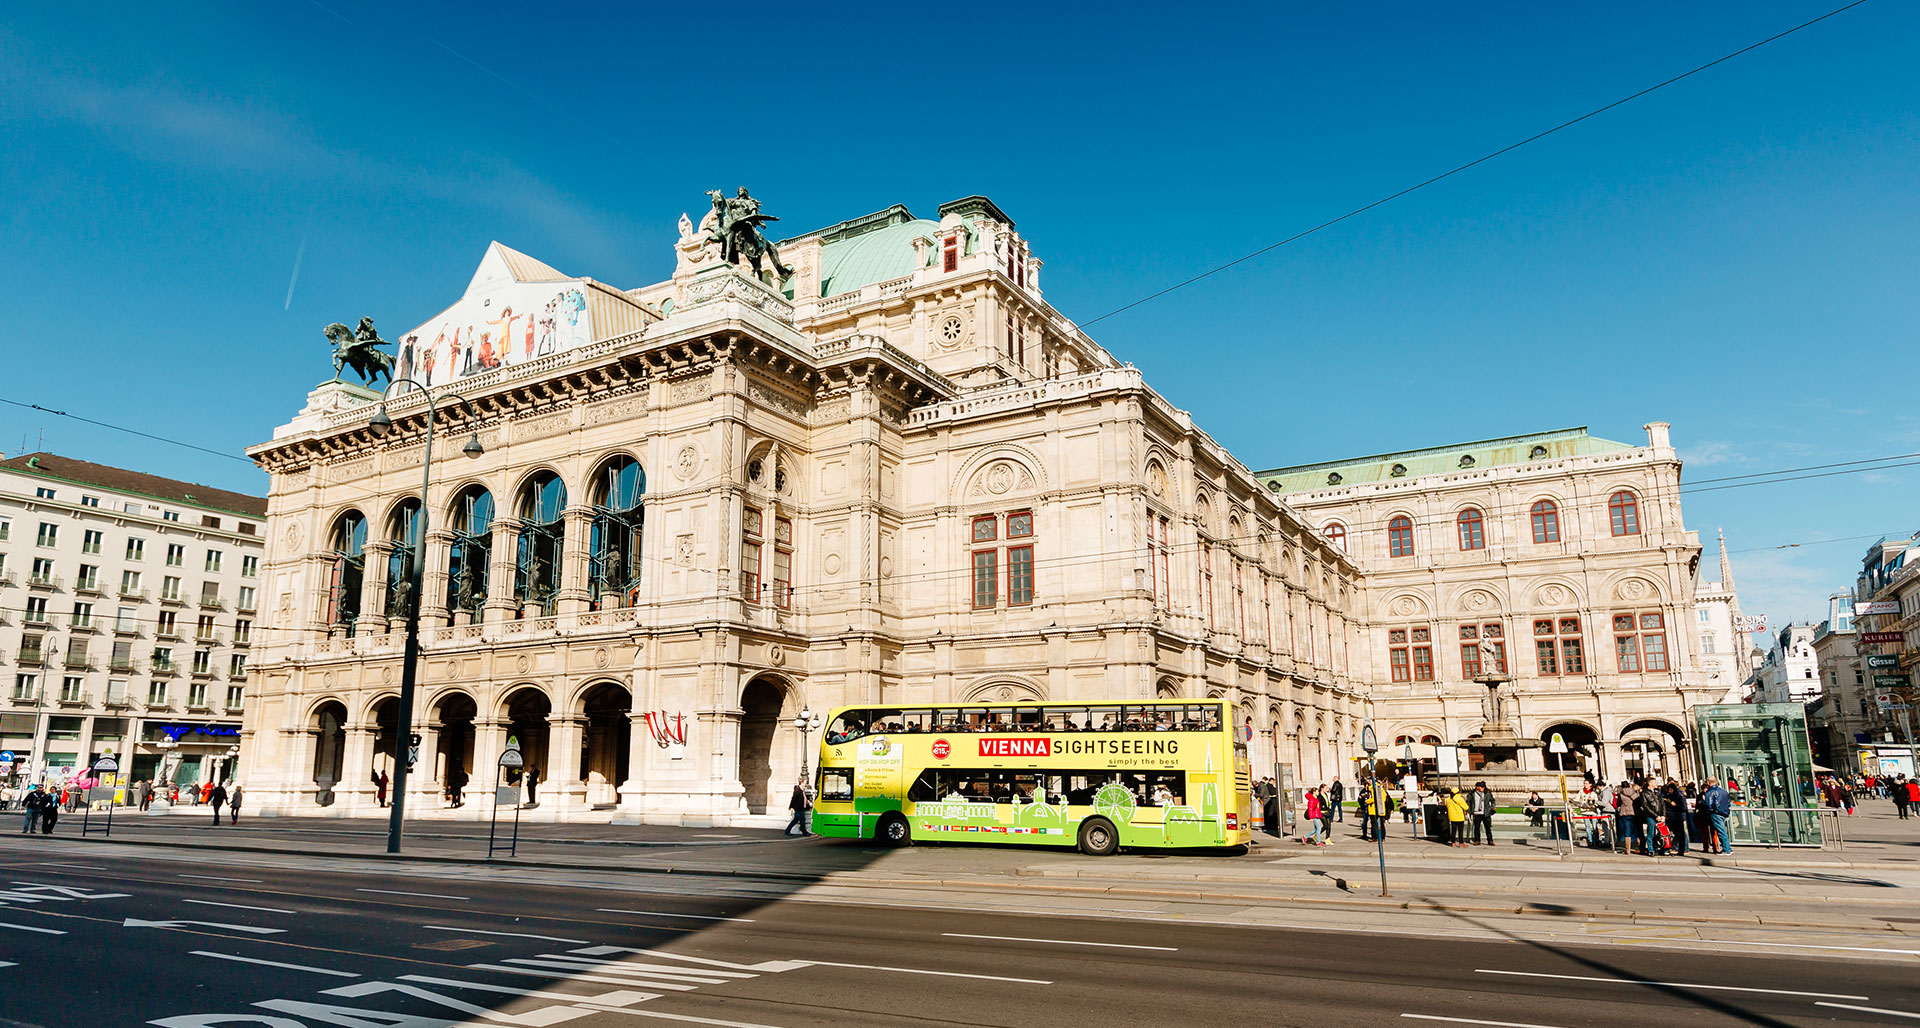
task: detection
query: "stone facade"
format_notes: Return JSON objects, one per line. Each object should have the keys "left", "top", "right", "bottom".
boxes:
{"left": 1259, "top": 424, "right": 1718, "bottom": 782}
{"left": 241, "top": 195, "right": 1367, "bottom": 824}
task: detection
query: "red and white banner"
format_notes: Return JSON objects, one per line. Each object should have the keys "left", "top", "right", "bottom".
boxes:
{"left": 1856, "top": 600, "right": 1901, "bottom": 617}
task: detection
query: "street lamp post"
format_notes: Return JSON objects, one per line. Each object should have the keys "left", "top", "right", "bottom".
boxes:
{"left": 1361, "top": 722, "right": 1388, "bottom": 898}
{"left": 792, "top": 707, "right": 822, "bottom": 784}
{"left": 366, "top": 376, "right": 485, "bottom": 854}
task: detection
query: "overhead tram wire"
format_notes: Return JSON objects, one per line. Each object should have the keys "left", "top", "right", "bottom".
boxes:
{"left": 0, "top": 396, "right": 258, "bottom": 465}
{"left": 1076, "top": 0, "right": 1873, "bottom": 328}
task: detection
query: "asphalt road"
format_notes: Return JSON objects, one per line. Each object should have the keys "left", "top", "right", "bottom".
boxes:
{"left": 0, "top": 840, "right": 1915, "bottom": 1028}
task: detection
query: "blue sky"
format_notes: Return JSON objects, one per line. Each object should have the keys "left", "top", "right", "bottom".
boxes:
{"left": 2, "top": 2, "right": 1915, "bottom": 631}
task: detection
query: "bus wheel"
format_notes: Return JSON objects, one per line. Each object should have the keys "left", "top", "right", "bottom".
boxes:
{"left": 876, "top": 814, "right": 912, "bottom": 847}
{"left": 1077, "top": 817, "right": 1119, "bottom": 856}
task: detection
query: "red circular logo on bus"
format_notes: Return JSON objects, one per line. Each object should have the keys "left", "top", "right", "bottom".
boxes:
{"left": 931, "top": 738, "right": 951, "bottom": 760}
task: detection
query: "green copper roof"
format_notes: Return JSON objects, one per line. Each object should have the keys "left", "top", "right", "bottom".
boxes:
{"left": 815, "top": 215, "right": 938, "bottom": 297}
{"left": 1258, "top": 427, "right": 1634, "bottom": 493}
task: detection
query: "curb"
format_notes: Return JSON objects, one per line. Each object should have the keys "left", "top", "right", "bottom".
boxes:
{"left": 26, "top": 834, "right": 1910, "bottom": 935}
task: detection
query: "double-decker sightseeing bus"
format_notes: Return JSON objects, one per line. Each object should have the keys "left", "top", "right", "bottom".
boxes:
{"left": 810, "top": 699, "right": 1251, "bottom": 855}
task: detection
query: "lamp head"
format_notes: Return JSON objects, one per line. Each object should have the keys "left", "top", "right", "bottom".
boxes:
{"left": 368, "top": 405, "right": 394, "bottom": 438}
{"left": 462, "top": 434, "right": 485, "bottom": 458}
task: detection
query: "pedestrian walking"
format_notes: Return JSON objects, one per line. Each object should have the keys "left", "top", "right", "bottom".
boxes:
{"left": 138, "top": 779, "right": 154, "bottom": 812}
{"left": 1661, "top": 778, "right": 1689, "bottom": 856}
{"left": 20, "top": 785, "right": 45, "bottom": 834}
{"left": 228, "top": 785, "right": 244, "bottom": 824}
{"left": 209, "top": 782, "right": 229, "bottom": 826}
{"left": 1894, "top": 776, "right": 1911, "bottom": 819}
{"left": 374, "top": 769, "right": 389, "bottom": 808}
{"left": 1701, "top": 776, "right": 1733, "bottom": 854}
{"left": 1300, "top": 786, "right": 1324, "bottom": 845}
{"left": 39, "top": 792, "right": 59, "bottom": 835}
{"left": 1366, "top": 778, "right": 1391, "bottom": 839}
{"left": 1328, "top": 778, "right": 1345, "bottom": 823}
{"left": 447, "top": 767, "right": 468, "bottom": 808}
{"left": 1468, "top": 781, "right": 1496, "bottom": 845}
{"left": 1444, "top": 786, "right": 1470, "bottom": 847}
{"left": 525, "top": 765, "right": 541, "bottom": 807}
{"left": 1638, "top": 778, "right": 1667, "bottom": 855}
{"left": 1905, "top": 778, "right": 1920, "bottom": 814}
{"left": 1318, "top": 784, "right": 1335, "bottom": 841}
{"left": 1616, "top": 780, "right": 1641, "bottom": 853}
{"left": 785, "top": 782, "right": 812, "bottom": 836}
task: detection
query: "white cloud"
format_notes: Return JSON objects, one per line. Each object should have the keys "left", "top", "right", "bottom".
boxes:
{"left": 1681, "top": 440, "right": 1742, "bottom": 467}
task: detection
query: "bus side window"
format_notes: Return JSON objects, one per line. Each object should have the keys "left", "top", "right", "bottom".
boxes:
{"left": 820, "top": 768, "right": 854, "bottom": 802}
{"left": 907, "top": 769, "right": 940, "bottom": 802}
{"left": 826, "top": 712, "right": 874, "bottom": 745}
{"left": 1087, "top": 705, "right": 1122, "bottom": 732}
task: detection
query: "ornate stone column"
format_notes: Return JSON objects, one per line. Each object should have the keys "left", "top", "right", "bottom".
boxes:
{"left": 469, "top": 717, "right": 509, "bottom": 802}
{"left": 420, "top": 529, "right": 455, "bottom": 626}
{"left": 357, "top": 542, "right": 394, "bottom": 637}
{"left": 556, "top": 507, "right": 595, "bottom": 615}
{"left": 339, "top": 721, "right": 376, "bottom": 812}
{"left": 617, "top": 711, "right": 649, "bottom": 811}
{"left": 484, "top": 520, "right": 520, "bottom": 623}
{"left": 545, "top": 713, "right": 587, "bottom": 811}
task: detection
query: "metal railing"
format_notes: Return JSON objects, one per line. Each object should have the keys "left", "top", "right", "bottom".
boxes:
{"left": 1550, "top": 805, "right": 1840, "bottom": 853}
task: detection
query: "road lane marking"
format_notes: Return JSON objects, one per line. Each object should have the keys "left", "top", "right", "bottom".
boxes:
{"left": 1816, "top": 1002, "right": 1920, "bottom": 1020}
{"left": 186, "top": 899, "right": 298, "bottom": 915}
{"left": 178, "top": 874, "right": 263, "bottom": 883}
{"left": 35, "top": 863, "right": 106, "bottom": 870}
{"left": 422, "top": 925, "right": 589, "bottom": 945}
{"left": 1402, "top": 1016, "right": 1568, "bottom": 1028}
{"left": 1717, "top": 939, "right": 1920, "bottom": 957}
{"left": 502, "top": 958, "right": 709, "bottom": 988}
{"left": 400, "top": 975, "right": 660, "bottom": 1008}
{"left": 1474, "top": 969, "right": 1867, "bottom": 1001}
{"left": 355, "top": 887, "right": 468, "bottom": 900}
{"left": 463, "top": 963, "right": 667, "bottom": 988}
{"left": 0, "top": 922, "right": 66, "bottom": 935}
{"left": 597, "top": 908, "right": 756, "bottom": 922}
{"left": 123, "top": 917, "right": 284, "bottom": 935}
{"left": 192, "top": 950, "right": 361, "bottom": 977}
{"left": 800, "top": 960, "right": 1051, "bottom": 984}
{"left": 941, "top": 932, "right": 1177, "bottom": 951}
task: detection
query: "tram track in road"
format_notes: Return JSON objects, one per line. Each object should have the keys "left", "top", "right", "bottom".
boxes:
{"left": 2, "top": 844, "right": 1917, "bottom": 1028}
{"left": 6, "top": 840, "right": 1918, "bottom": 973}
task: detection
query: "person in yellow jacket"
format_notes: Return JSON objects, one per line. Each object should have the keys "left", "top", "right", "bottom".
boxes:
{"left": 1443, "top": 786, "right": 1471, "bottom": 848}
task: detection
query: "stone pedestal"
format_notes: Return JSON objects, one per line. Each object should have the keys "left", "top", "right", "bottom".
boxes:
{"left": 277, "top": 381, "right": 382, "bottom": 440}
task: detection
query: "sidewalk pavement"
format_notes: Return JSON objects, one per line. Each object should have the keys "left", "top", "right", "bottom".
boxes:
{"left": 12, "top": 797, "right": 1917, "bottom": 937}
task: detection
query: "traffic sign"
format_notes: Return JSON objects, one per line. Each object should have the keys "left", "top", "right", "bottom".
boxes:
{"left": 1548, "top": 733, "right": 1568, "bottom": 755}
{"left": 94, "top": 756, "right": 120, "bottom": 773}
{"left": 408, "top": 732, "right": 422, "bottom": 747}
{"left": 0, "top": 751, "right": 13, "bottom": 763}
{"left": 405, "top": 745, "right": 420, "bottom": 769}
{"left": 498, "top": 747, "right": 524, "bottom": 769}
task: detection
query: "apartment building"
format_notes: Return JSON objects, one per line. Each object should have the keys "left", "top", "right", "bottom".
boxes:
{"left": 0, "top": 452, "right": 265, "bottom": 789}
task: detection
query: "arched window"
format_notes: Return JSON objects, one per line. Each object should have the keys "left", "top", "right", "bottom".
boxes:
{"left": 1530, "top": 500, "right": 1560, "bottom": 543}
{"left": 1457, "top": 508, "right": 1485, "bottom": 551}
{"left": 1608, "top": 491, "right": 1640, "bottom": 536}
{"left": 588, "top": 456, "right": 644, "bottom": 609}
{"left": 327, "top": 511, "right": 368, "bottom": 634}
{"left": 1323, "top": 522, "right": 1347, "bottom": 552}
{"left": 446, "top": 486, "right": 494, "bottom": 619}
{"left": 514, "top": 472, "right": 567, "bottom": 615}
{"left": 384, "top": 499, "right": 422, "bottom": 617}
{"left": 1387, "top": 516, "right": 1414, "bottom": 558}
